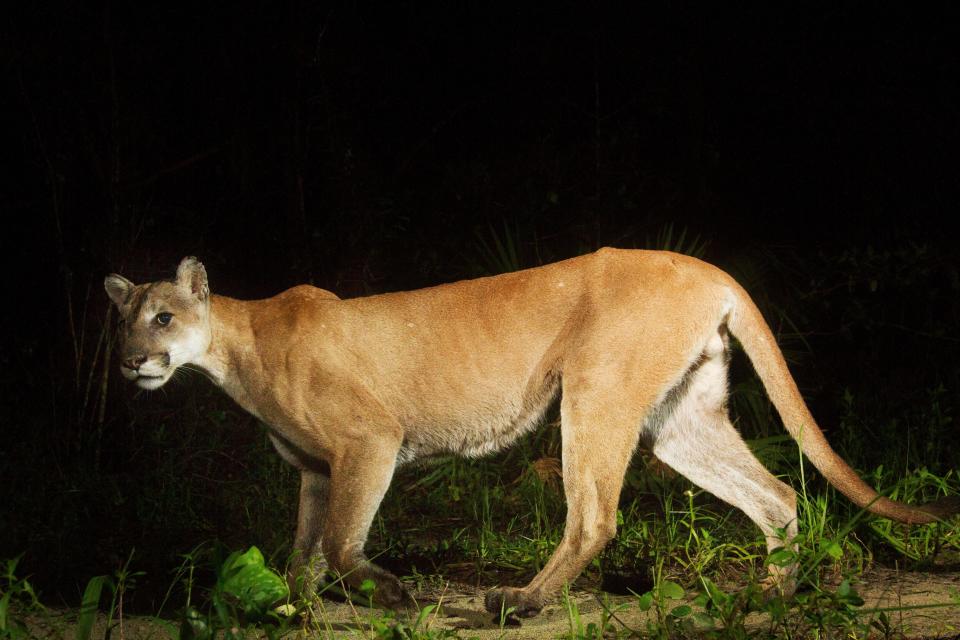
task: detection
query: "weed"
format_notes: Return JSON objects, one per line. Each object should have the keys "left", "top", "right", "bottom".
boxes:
{"left": 0, "top": 556, "right": 43, "bottom": 640}
{"left": 644, "top": 222, "right": 709, "bottom": 259}
{"left": 561, "top": 584, "right": 623, "bottom": 639}
{"left": 468, "top": 220, "right": 529, "bottom": 275}
{"left": 73, "top": 552, "right": 145, "bottom": 640}
{"left": 634, "top": 576, "right": 693, "bottom": 638}
{"left": 367, "top": 605, "right": 467, "bottom": 640}
{"left": 865, "top": 467, "right": 960, "bottom": 562}
{"left": 179, "top": 546, "right": 292, "bottom": 640}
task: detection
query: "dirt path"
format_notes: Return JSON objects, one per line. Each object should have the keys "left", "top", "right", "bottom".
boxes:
{"left": 397, "top": 568, "right": 960, "bottom": 639}
{"left": 20, "top": 568, "right": 960, "bottom": 639}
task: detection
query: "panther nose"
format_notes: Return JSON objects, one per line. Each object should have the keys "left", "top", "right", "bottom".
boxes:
{"left": 122, "top": 354, "right": 147, "bottom": 371}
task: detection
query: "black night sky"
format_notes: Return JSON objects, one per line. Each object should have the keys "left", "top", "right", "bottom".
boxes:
{"left": 3, "top": 1, "right": 959, "bottom": 604}
{"left": 8, "top": 3, "right": 959, "bottom": 290}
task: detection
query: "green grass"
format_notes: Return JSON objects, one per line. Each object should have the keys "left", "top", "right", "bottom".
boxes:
{"left": 4, "top": 456, "right": 958, "bottom": 638}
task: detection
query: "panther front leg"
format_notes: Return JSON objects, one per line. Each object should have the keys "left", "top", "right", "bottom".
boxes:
{"left": 266, "top": 433, "right": 332, "bottom": 597}
{"left": 288, "top": 470, "right": 329, "bottom": 596}
{"left": 321, "top": 432, "right": 414, "bottom": 609}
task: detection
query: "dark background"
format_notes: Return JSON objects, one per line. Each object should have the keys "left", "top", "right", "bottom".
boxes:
{"left": 3, "top": 1, "right": 959, "bottom": 604}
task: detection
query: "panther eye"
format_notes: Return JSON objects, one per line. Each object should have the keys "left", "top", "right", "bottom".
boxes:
{"left": 155, "top": 312, "right": 173, "bottom": 326}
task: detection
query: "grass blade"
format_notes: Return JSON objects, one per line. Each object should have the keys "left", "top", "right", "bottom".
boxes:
{"left": 76, "top": 575, "right": 110, "bottom": 640}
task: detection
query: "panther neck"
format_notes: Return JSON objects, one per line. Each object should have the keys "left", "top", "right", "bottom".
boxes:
{"left": 191, "top": 294, "right": 254, "bottom": 391}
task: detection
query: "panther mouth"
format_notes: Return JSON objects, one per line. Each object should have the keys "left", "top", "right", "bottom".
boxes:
{"left": 134, "top": 372, "right": 170, "bottom": 389}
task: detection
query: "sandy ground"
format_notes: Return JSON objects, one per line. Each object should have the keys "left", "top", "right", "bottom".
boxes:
{"left": 18, "top": 568, "right": 960, "bottom": 639}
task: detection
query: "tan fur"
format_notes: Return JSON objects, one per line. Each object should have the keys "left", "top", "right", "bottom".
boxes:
{"left": 105, "top": 249, "right": 957, "bottom": 616}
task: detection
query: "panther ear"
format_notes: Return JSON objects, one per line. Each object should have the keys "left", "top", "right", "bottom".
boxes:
{"left": 176, "top": 256, "right": 209, "bottom": 301}
{"left": 104, "top": 274, "right": 134, "bottom": 308}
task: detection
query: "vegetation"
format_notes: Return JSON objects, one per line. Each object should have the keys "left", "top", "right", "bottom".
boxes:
{"left": 2, "top": 230, "right": 959, "bottom": 638}
{"left": 3, "top": 463, "right": 957, "bottom": 638}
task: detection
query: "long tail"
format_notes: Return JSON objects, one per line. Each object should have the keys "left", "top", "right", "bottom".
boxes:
{"left": 725, "top": 280, "right": 958, "bottom": 524}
